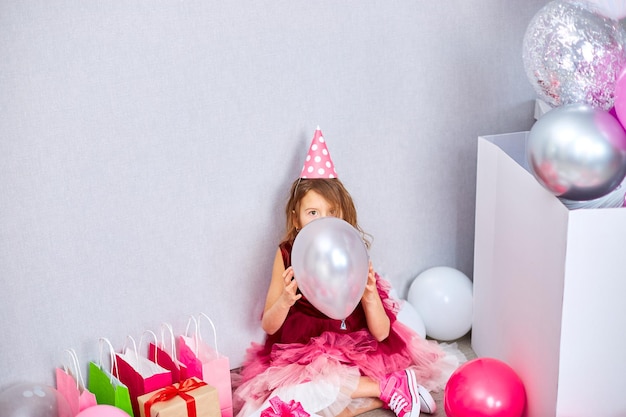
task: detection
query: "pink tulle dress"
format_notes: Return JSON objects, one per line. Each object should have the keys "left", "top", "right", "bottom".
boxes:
{"left": 233, "top": 241, "right": 464, "bottom": 417}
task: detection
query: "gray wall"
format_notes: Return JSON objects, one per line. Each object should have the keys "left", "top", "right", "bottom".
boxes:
{"left": 0, "top": 1, "right": 545, "bottom": 388}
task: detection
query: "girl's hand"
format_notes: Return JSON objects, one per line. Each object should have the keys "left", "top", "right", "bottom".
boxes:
{"left": 263, "top": 250, "right": 302, "bottom": 335}
{"left": 360, "top": 260, "right": 390, "bottom": 341}
{"left": 280, "top": 266, "right": 302, "bottom": 308}
{"left": 361, "top": 261, "right": 380, "bottom": 305}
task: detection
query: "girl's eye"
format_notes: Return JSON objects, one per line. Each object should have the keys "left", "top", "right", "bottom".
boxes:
{"left": 308, "top": 210, "right": 318, "bottom": 216}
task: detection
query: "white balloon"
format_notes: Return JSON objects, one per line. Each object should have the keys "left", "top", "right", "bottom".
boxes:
{"left": 407, "top": 266, "right": 473, "bottom": 341}
{"left": 396, "top": 300, "right": 426, "bottom": 339}
{"left": 388, "top": 286, "right": 400, "bottom": 302}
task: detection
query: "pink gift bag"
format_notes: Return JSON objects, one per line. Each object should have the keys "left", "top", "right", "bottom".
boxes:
{"left": 115, "top": 333, "right": 173, "bottom": 417}
{"left": 178, "top": 314, "right": 233, "bottom": 417}
{"left": 148, "top": 323, "right": 187, "bottom": 383}
{"left": 56, "top": 349, "right": 97, "bottom": 416}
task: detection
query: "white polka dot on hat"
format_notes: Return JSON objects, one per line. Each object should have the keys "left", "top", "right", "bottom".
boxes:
{"left": 300, "top": 126, "right": 337, "bottom": 179}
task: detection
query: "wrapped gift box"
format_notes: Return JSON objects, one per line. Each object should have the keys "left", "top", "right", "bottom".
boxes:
{"left": 472, "top": 132, "right": 626, "bottom": 417}
{"left": 137, "top": 378, "right": 220, "bottom": 417}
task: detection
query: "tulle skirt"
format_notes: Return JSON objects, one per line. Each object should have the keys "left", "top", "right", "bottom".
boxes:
{"left": 233, "top": 320, "right": 466, "bottom": 417}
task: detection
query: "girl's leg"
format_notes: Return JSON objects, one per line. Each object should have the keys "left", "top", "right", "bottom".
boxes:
{"left": 332, "top": 376, "right": 384, "bottom": 417}
{"left": 346, "top": 373, "right": 436, "bottom": 416}
{"left": 351, "top": 376, "right": 381, "bottom": 399}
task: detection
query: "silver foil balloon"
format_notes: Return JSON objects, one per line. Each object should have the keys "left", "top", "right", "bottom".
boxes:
{"left": 527, "top": 103, "right": 626, "bottom": 201}
{"left": 559, "top": 176, "right": 626, "bottom": 208}
{"left": 291, "top": 217, "right": 369, "bottom": 321}
{"left": 522, "top": 0, "right": 626, "bottom": 110}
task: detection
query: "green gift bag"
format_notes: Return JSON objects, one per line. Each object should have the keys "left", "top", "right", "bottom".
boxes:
{"left": 88, "top": 337, "right": 133, "bottom": 416}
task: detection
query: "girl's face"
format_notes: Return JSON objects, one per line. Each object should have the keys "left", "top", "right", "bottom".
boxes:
{"left": 293, "top": 190, "right": 341, "bottom": 230}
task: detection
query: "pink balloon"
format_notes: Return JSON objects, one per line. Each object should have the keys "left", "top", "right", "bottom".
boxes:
{"left": 291, "top": 217, "right": 368, "bottom": 320}
{"left": 613, "top": 66, "right": 626, "bottom": 128}
{"left": 76, "top": 405, "right": 130, "bottom": 417}
{"left": 444, "top": 358, "right": 526, "bottom": 417}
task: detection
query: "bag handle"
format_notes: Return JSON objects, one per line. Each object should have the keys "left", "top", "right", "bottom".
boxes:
{"left": 184, "top": 315, "right": 204, "bottom": 356}
{"left": 115, "top": 335, "right": 141, "bottom": 373}
{"left": 184, "top": 314, "right": 198, "bottom": 338}
{"left": 139, "top": 330, "right": 160, "bottom": 365}
{"left": 197, "top": 312, "right": 219, "bottom": 355}
{"left": 160, "top": 322, "right": 177, "bottom": 361}
{"left": 98, "top": 337, "right": 119, "bottom": 384}
{"left": 62, "top": 348, "right": 85, "bottom": 390}
{"left": 72, "top": 349, "right": 89, "bottom": 390}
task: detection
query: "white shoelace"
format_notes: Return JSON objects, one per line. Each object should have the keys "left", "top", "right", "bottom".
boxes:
{"left": 388, "top": 392, "right": 411, "bottom": 417}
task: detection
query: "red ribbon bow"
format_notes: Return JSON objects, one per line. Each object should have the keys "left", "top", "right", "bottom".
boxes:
{"left": 144, "top": 378, "right": 207, "bottom": 417}
{"left": 260, "top": 396, "right": 310, "bottom": 417}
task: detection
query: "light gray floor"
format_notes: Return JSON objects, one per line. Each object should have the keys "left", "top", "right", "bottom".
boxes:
{"left": 361, "top": 333, "right": 476, "bottom": 417}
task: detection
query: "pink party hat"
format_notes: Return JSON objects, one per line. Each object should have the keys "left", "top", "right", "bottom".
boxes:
{"left": 300, "top": 126, "right": 337, "bottom": 179}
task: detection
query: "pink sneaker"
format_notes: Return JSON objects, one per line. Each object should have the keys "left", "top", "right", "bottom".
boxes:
{"left": 417, "top": 386, "right": 436, "bottom": 414}
{"left": 379, "top": 369, "right": 420, "bottom": 417}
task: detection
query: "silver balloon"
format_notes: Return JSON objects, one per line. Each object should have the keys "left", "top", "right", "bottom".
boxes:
{"left": 559, "top": 176, "right": 626, "bottom": 208}
{"left": 292, "top": 217, "right": 369, "bottom": 321}
{"left": 522, "top": 0, "right": 626, "bottom": 110}
{"left": 527, "top": 103, "right": 626, "bottom": 201}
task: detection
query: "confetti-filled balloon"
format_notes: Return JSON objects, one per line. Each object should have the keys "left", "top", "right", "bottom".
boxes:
{"left": 523, "top": 0, "right": 626, "bottom": 110}
{"left": 576, "top": 0, "right": 626, "bottom": 20}
{"left": 527, "top": 103, "right": 626, "bottom": 201}
{"left": 0, "top": 383, "right": 72, "bottom": 417}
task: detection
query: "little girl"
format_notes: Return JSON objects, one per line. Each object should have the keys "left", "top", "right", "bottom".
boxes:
{"left": 233, "top": 128, "right": 463, "bottom": 417}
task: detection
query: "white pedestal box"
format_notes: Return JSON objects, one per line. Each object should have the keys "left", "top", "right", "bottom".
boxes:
{"left": 472, "top": 132, "right": 626, "bottom": 417}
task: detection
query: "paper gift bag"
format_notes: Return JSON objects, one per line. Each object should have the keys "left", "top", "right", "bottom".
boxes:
{"left": 115, "top": 333, "right": 173, "bottom": 417}
{"left": 137, "top": 377, "right": 220, "bottom": 417}
{"left": 56, "top": 348, "right": 98, "bottom": 416}
{"left": 178, "top": 314, "right": 233, "bottom": 417}
{"left": 148, "top": 323, "right": 187, "bottom": 384}
{"left": 88, "top": 338, "right": 134, "bottom": 416}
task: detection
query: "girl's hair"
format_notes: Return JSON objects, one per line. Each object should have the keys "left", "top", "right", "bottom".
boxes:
{"left": 283, "top": 178, "right": 371, "bottom": 248}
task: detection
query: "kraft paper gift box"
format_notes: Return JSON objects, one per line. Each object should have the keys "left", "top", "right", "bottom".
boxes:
{"left": 137, "top": 378, "right": 220, "bottom": 417}
{"left": 472, "top": 132, "right": 626, "bottom": 417}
